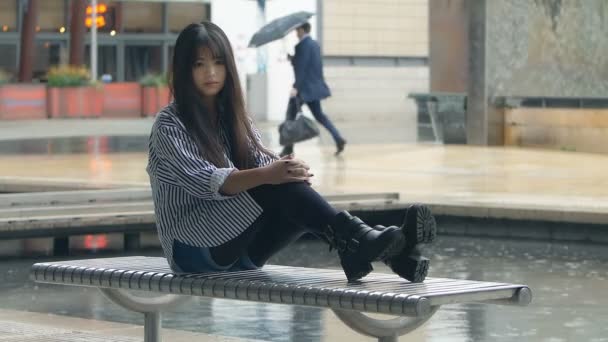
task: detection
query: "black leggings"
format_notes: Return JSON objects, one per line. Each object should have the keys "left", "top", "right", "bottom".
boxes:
{"left": 209, "top": 182, "right": 338, "bottom": 267}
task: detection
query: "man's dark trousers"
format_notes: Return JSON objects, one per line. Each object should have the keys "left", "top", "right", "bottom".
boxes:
{"left": 283, "top": 97, "right": 343, "bottom": 154}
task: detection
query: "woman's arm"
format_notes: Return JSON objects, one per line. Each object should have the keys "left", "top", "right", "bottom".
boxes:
{"left": 154, "top": 125, "right": 237, "bottom": 200}
{"left": 154, "top": 123, "right": 310, "bottom": 199}
{"left": 219, "top": 167, "right": 268, "bottom": 196}
{"left": 220, "top": 155, "right": 312, "bottom": 196}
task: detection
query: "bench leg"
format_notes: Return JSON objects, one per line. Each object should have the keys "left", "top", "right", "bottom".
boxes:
{"left": 53, "top": 237, "right": 70, "bottom": 256}
{"left": 332, "top": 306, "right": 439, "bottom": 341}
{"left": 145, "top": 312, "right": 161, "bottom": 342}
{"left": 124, "top": 233, "right": 141, "bottom": 251}
{"left": 99, "top": 289, "right": 190, "bottom": 342}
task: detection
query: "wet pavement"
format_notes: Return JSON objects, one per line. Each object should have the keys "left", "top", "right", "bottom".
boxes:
{"left": 1, "top": 235, "right": 607, "bottom": 342}
{"left": 0, "top": 136, "right": 149, "bottom": 155}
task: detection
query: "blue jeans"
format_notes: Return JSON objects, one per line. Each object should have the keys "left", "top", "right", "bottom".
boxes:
{"left": 172, "top": 238, "right": 259, "bottom": 273}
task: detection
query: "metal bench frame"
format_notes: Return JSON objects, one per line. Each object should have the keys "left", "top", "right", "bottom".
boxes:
{"left": 30, "top": 256, "right": 532, "bottom": 342}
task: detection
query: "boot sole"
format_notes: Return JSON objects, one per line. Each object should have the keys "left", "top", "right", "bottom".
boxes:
{"left": 389, "top": 254, "right": 429, "bottom": 283}
{"left": 342, "top": 261, "right": 373, "bottom": 282}
{"left": 383, "top": 204, "right": 435, "bottom": 282}
{"left": 404, "top": 204, "right": 437, "bottom": 250}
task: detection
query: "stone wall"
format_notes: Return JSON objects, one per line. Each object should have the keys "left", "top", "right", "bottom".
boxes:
{"left": 479, "top": 0, "right": 608, "bottom": 144}
{"left": 429, "top": 0, "right": 468, "bottom": 92}
{"left": 487, "top": 0, "right": 608, "bottom": 98}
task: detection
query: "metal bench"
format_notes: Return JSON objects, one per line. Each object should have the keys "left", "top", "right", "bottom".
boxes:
{"left": 30, "top": 256, "right": 532, "bottom": 342}
{"left": 1, "top": 189, "right": 399, "bottom": 255}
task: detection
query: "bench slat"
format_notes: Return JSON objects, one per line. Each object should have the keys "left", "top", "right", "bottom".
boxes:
{"left": 31, "top": 256, "right": 531, "bottom": 318}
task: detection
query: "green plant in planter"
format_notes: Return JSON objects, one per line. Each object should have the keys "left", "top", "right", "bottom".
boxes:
{"left": 0, "top": 69, "right": 10, "bottom": 86}
{"left": 46, "top": 65, "right": 92, "bottom": 87}
{"left": 139, "top": 73, "right": 168, "bottom": 87}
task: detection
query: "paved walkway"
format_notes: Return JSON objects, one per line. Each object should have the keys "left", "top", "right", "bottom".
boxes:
{"left": 0, "top": 119, "right": 607, "bottom": 226}
{"left": 0, "top": 308, "right": 425, "bottom": 342}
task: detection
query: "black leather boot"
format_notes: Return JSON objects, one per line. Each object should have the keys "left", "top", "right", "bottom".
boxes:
{"left": 376, "top": 204, "right": 437, "bottom": 282}
{"left": 326, "top": 211, "right": 404, "bottom": 282}
{"left": 402, "top": 204, "right": 436, "bottom": 249}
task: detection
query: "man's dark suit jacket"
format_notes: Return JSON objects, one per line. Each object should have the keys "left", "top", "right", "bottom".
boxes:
{"left": 292, "top": 36, "right": 331, "bottom": 103}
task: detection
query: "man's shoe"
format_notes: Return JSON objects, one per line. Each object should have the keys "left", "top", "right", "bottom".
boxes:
{"left": 335, "top": 139, "right": 346, "bottom": 156}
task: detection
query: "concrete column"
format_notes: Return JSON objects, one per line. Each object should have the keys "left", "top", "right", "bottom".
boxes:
{"left": 18, "top": 0, "right": 39, "bottom": 82}
{"left": 429, "top": 0, "right": 468, "bottom": 92}
{"left": 466, "top": 0, "right": 488, "bottom": 145}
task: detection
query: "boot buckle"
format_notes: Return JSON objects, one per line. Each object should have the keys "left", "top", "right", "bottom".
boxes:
{"left": 347, "top": 238, "right": 359, "bottom": 253}
{"left": 337, "top": 239, "right": 348, "bottom": 253}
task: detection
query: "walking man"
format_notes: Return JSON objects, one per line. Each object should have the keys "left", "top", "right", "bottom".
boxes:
{"left": 280, "top": 22, "right": 346, "bottom": 157}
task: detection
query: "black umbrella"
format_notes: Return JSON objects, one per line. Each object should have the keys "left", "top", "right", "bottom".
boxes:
{"left": 248, "top": 11, "right": 314, "bottom": 48}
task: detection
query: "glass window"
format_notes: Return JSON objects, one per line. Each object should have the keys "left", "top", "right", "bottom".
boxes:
{"left": 168, "top": 3, "right": 210, "bottom": 33}
{"left": 85, "top": 45, "right": 117, "bottom": 81}
{"left": 38, "top": 0, "right": 66, "bottom": 33}
{"left": 122, "top": 2, "right": 162, "bottom": 33}
{"left": 0, "top": 44, "right": 17, "bottom": 79}
{"left": 125, "top": 45, "right": 161, "bottom": 81}
{"left": 33, "top": 41, "right": 68, "bottom": 82}
{"left": 0, "top": 0, "right": 17, "bottom": 32}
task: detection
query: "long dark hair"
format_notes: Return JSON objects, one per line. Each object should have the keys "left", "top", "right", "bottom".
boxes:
{"left": 170, "top": 22, "right": 274, "bottom": 169}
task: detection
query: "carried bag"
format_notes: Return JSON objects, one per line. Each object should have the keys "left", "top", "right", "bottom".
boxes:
{"left": 279, "top": 114, "right": 320, "bottom": 146}
{"left": 278, "top": 97, "right": 320, "bottom": 146}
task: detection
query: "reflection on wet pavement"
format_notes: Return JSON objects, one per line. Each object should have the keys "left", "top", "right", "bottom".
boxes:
{"left": 0, "top": 117, "right": 431, "bottom": 156}
{"left": 1, "top": 235, "right": 607, "bottom": 341}
{"left": 0, "top": 136, "right": 149, "bottom": 155}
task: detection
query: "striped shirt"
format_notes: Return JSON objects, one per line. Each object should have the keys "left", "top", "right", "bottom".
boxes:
{"left": 146, "top": 103, "right": 277, "bottom": 268}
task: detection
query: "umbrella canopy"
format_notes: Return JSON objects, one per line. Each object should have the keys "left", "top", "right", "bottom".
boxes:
{"left": 248, "top": 11, "right": 314, "bottom": 48}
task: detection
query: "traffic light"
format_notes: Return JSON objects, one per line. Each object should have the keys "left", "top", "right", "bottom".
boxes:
{"left": 85, "top": 3, "right": 107, "bottom": 28}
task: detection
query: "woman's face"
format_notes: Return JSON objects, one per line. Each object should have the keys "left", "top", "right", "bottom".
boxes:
{"left": 192, "top": 46, "right": 226, "bottom": 101}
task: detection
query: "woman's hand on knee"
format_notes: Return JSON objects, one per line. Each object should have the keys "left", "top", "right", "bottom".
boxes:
{"left": 262, "top": 154, "right": 313, "bottom": 185}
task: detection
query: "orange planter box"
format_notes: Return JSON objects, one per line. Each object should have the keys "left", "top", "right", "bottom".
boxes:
{"left": 102, "top": 82, "right": 141, "bottom": 118}
{"left": 141, "top": 86, "right": 171, "bottom": 117}
{"left": 47, "top": 86, "right": 103, "bottom": 118}
{"left": 0, "top": 84, "right": 47, "bottom": 120}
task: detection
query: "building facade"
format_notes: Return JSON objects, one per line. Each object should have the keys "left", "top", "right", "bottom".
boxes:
{"left": 0, "top": 0, "right": 210, "bottom": 82}
{"left": 0, "top": 0, "right": 431, "bottom": 126}
{"left": 321, "top": 0, "right": 429, "bottom": 127}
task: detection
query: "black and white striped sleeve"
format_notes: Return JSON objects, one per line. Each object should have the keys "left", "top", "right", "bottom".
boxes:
{"left": 154, "top": 126, "right": 235, "bottom": 200}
